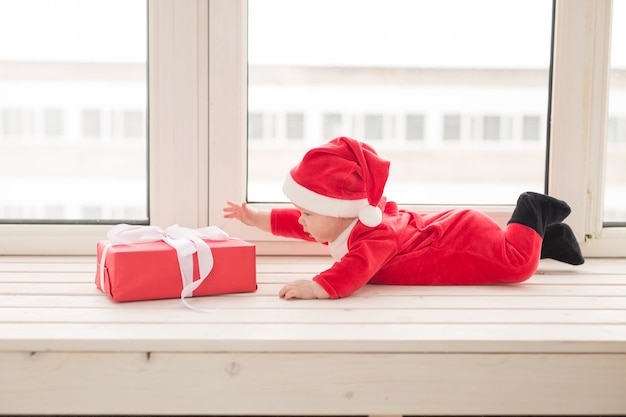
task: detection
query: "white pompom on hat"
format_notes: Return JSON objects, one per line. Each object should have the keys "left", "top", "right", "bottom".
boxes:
{"left": 283, "top": 136, "right": 390, "bottom": 227}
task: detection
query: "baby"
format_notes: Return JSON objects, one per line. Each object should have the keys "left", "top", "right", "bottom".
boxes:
{"left": 224, "top": 136, "right": 584, "bottom": 300}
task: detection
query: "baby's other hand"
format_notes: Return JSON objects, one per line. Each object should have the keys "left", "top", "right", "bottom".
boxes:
{"left": 279, "top": 280, "right": 330, "bottom": 300}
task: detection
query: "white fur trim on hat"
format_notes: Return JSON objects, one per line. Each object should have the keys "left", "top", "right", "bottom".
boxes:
{"left": 358, "top": 205, "right": 383, "bottom": 227}
{"left": 283, "top": 173, "right": 368, "bottom": 218}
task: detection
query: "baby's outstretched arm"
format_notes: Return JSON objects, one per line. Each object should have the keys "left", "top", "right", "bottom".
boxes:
{"left": 225, "top": 202, "right": 329, "bottom": 300}
{"left": 223, "top": 201, "right": 272, "bottom": 233}
{"left": 279, "top": 279, "right": 330, "bottom": 300}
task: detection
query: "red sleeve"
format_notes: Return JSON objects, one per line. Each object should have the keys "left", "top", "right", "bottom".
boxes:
{"left": 270, "top": 208, "right": 316, "bottom": 242}
{"left": 313, "top": 224, "right": 398, "bottom": 298}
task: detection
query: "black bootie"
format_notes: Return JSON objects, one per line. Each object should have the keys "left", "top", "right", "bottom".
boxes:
{"left": 508, "top": 192, "right": 572, "bottom": 237}
{"left": 540, "top": 223, "right": 585, "bottom": 265}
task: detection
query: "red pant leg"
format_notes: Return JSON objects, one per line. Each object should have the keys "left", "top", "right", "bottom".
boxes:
{"left": 394, "top": 212, "right": 542, "bottom": 285}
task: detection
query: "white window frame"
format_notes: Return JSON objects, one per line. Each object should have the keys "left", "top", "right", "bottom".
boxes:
{"left": 1, "top": 0, "right": 624, "bottom": 257}
{"left": 549, "top": 0, "right": 623, "bottom": 257}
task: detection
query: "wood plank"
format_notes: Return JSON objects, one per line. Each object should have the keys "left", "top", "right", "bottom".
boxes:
{"left": 0, "top": 262, "right": 96, "bottom": 273}
{"left": 0, "top": 307, "right": 624, "bottom": 325}
{"left": 0, "top": 282, "right": 101, "bottom": 295}
{"left": 1, "top": 294, "right": 625, "bottom": 310}
{"left": 0, "top": 255, "right": 95, "bottom": 264}
{"left": 2, "top": 281, "right": 626, "bottom": 297}
{"left": 519, "top": 274, "right": 626, "bottom": 284}
{"left": 347, "top": 283, "right": 626, "bottom": 296}
{"left": 0, "top": 271, "right": 94, "bottom": 283}
{"left": 1, "top": 352, "right": 625, "bottom": 415}
{"left": 2, "top": 271, "right": 626, "bottom": 286}
{"left": 1, "top": 322, "right": 625, "bottom": 353}
{"left": 538, "top": 258, "right": 626, "bottom": 274}
{"left": 259, "top": 273, "right": 626, "bottom": 285}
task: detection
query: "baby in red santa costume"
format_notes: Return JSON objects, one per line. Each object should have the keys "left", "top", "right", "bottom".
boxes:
{"left": 224, "top": 136, "right": 584, "bottom": 300}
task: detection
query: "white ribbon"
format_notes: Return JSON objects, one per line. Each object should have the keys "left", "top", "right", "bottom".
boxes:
{"left": 99, "top": 224, "right": 230, "bottom": 311}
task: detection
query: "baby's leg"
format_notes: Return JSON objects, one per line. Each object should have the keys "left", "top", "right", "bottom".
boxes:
{"left": 423, "top": 210, "right": 542, "bottom": 284}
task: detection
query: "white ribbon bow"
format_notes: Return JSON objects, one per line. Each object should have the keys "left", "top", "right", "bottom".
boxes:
{"left": 99, "top": 224, "right": 230, "bottom": 311}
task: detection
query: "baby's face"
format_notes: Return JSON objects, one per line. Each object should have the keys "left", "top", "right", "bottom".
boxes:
{"left": 294, "top": 204, "right": 355, "bottom": 243}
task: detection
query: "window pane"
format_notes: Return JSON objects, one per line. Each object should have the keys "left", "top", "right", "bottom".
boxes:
{"left": 248, "top": 113, "right": 264, "bottom": 139}
{"left": 323, "top": 113, "right": 343, "bottom": 139}
{"left": 2, "top": 109, "right": 23, "bottom": 137}
{"left": 0, "top": 0, "right": 148, "bottom": 223}
{"left": 405, "top": 114, "right": 425, "bottom": 141}
{"left": 43, "top": 109, "right": 64, "bottom": 137}
{"left": 248, "top": 0, "right": 551, "bottom": 205}
{"left": 522, "top": 115, "right": 541, "bottom": 141}
{"left": 363, "top": 114, "right": 384, "bottom": 140}
{"left": 286, "top": 112, "right": 305, "bottom": 140}
{"left": 605, "top": 0, "right": 626, "bottom": 224}
{"left": 483, "top": 116, "right": 501, "bottom": 141}
{"left": 82, "top": 109, "right": 102, "bottom": 138}
{"left": 123, "top": 110, "right": 144, "bottom": 139}
{"left": 443, "top": 114, "right": 462, "bottom": 141}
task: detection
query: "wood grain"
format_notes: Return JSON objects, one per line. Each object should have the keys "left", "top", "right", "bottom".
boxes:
{"left": 0, "top": 255, "right": 625, "bottom": 415}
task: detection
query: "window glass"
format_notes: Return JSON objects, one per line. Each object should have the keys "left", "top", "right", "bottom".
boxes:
{"left": 247, "top": 0, "right": 552, "bottom": 205}
{"left": 605, "top": 0, "right": 626, "bottom": 224}
{"left": 286, "top": 112, "right": 305, "bottom": 140}
{"left": 483, "top": 116, "right": 501, "bottom": 141}
{"left": 363, "top": 114, "right": 384, "bottom": 141}
{"left": 82, "top": 109, "right": 102, "bottom": 138}
{"left": 322, "top": 113, "right": 343, "bottom": 139}
{"left": 2, "top": 109, "right": 21, "bottom": 137}
{"left": 0, "top": 0, "right": 147, "bottom": 223}
{"left": 43, "top": 109, "right": 64, "bottom": 137}
{"left": 443, "top": 114, "right": 462, "bottom": 141}
{"left": 123, "top": 110, "right": 144, "bottom": 139}
{"left": 248, "top": 113, "right": 264, "bottom": 140}
{"left": 405, "top": 114, "right": 425, "bottom": 141}
{"left": 522, "top": 115, "right": 541, "bottom": 141}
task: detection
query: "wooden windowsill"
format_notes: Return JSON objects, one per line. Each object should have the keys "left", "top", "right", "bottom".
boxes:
{"left": 1, "top": 255, "right": 625, "bottom": 416}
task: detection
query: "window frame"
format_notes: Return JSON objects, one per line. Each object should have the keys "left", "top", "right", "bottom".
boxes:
{"left": 1, "top": 0, "right": 624, "bottom": 257}
{"left": 549, "top": 0, "right": 620, "bottom": 257}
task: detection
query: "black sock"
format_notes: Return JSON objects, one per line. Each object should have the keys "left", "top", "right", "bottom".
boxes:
{"left": 508, "top": 192, "right": 572, "bottom": 237}
{"left": 540, "top": 223, "right": 585, "bottom": 265}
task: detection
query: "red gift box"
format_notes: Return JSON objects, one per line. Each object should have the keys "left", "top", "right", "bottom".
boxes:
{"left": 96, "top": 237, "right": 256, "bottom": 302}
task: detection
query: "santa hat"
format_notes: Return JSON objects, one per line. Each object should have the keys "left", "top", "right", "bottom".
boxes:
{"left": 283, "top": 137, "right": 390, "bottom": 227}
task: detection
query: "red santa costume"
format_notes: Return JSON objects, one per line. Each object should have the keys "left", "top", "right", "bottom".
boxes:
{"left": 270, "top": 137, "right": 584, "bottom": 299}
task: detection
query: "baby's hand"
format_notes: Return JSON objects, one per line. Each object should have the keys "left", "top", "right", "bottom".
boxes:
{"left": 223, "top": 201, "right": 259, "bottom": 227}
{"left": 279, "top": 280, "right": 330, "bottom": 300}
